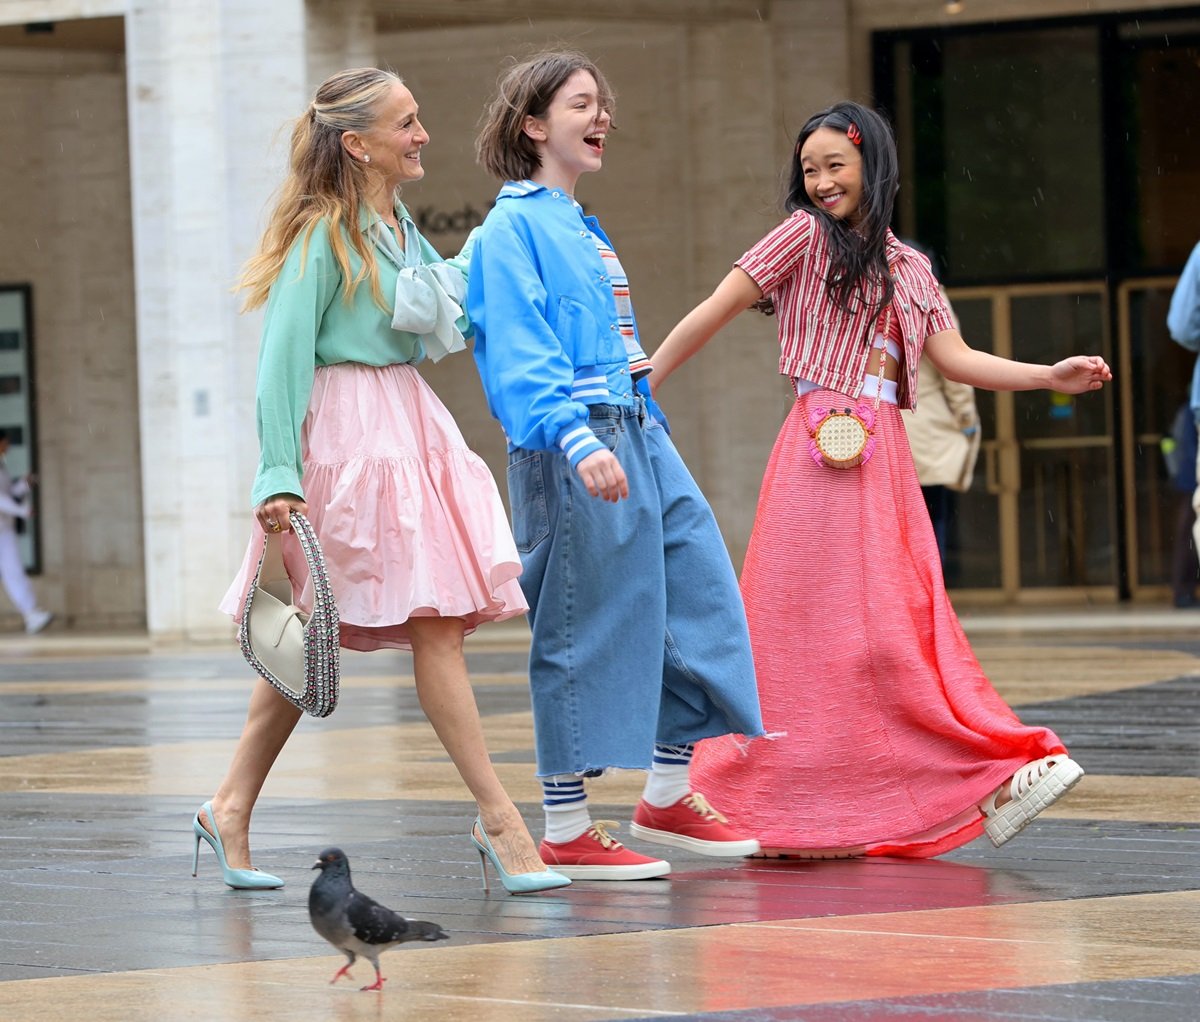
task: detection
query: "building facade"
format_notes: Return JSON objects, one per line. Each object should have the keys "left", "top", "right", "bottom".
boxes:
{"left": 0, "top": 0, "right": 1195, "bottom": 637}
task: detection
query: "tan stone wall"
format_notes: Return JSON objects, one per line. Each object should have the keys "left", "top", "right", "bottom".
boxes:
{"left": 0, "top": 46, "right": 143, "bottom": 629}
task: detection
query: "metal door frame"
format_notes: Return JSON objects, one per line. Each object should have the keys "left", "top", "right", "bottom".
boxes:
{"left": 945, "top": 281, "right": 1115, "bottom": 604}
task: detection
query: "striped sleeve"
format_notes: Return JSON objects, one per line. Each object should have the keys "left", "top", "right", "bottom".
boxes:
{"left": 735, "top": 210, "right": 816, "bottom": 294}
{"left": 925, "top": 284, "right": 957, "bottom": 337}
{"left": 901, "top": 255, "right": 958, "bottom": 339}
{"left": 554, "top": 420, "right": 606, "bottom": 469}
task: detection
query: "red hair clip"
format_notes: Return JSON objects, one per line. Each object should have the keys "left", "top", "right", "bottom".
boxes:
{"left": 846, "top": 122, "right": 862, "bottom": 146}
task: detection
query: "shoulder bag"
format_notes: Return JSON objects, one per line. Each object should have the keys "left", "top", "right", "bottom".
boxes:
{"left": 238, "top": 510, "right": 340, "bottom": 717}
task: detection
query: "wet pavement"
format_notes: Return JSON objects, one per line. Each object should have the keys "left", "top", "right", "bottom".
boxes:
{"left": 1, "top": 608, "right": 1198, "bottom": 1020}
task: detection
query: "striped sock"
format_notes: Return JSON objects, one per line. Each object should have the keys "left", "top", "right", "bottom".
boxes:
{"left": 542, "top": 775, "right": 591, "bottom": 844}
{"left": 641, "top": 743, "right": 695, "bottom": 808}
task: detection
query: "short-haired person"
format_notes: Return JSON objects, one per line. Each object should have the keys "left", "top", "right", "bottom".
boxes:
{"left": 0, "top": 429, "right": 52, "bottom": 634}
{"left": 468, "top": 51, "right": 764, "bottom": 879}
{"left": 1167, "top": 239, "right": 1200, "bottom": 568}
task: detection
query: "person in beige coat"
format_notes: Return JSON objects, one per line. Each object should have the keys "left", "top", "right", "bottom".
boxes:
{"left": 901, "top": 348, "right": 981, "bottom": 573}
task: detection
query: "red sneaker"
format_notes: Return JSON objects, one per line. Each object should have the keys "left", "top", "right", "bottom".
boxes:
{"left": 630, "top": 792, "right": 760, "bottom": 857}
{"left": 539, "top": 821, "right": 671, "bottom": 880}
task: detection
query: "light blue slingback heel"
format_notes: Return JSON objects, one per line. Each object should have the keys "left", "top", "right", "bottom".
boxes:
{"left": 192, "top": 800, "right": 284, "bottom": 890}
{"left": 470, "top": 816, "right": 571, "bottom": 895}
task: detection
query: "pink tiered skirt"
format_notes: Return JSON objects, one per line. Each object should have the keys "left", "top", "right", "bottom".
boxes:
{"left": 220, "top": 363, "right": 527, "bottom": 651}
{"left": 690, "top": 391, "right": 1065, "bottom": 857}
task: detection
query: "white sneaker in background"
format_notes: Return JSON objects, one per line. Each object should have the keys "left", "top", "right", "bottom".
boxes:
{"left": 24, "top": 609, "right": 53, "bottom": 634}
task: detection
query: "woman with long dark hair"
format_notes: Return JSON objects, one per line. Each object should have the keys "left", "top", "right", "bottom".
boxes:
{"left": 650, "top": 101, "right": 1109, "bottom": 858}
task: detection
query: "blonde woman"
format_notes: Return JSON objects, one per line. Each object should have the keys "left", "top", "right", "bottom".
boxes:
{"left": 198, "top": 68, "right": 568, "bottom": 895}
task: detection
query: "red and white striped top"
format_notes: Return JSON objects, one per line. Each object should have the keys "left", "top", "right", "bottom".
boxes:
{"left": 736, "top": 210, "right": 956, "bottom": 410}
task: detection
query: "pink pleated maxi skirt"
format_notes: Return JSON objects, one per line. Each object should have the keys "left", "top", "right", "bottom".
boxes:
{"left": 220, "top": 363, "right": 527, "bottom": 651}
{"left": 689, "top": 390, "right": 1065, "bottom": 857}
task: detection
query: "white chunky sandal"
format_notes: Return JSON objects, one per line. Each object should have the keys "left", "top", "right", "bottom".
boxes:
{"left": 981, "top": 755, "right": 1084, "bottom": 847}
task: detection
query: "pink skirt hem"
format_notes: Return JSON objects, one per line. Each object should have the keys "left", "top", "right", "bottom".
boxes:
{"left": 220, "top": 363, "right": 527, "bottom": 652}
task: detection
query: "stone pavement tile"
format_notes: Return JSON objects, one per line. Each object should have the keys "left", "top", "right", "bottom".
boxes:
{"left": 1030, "top": 774, "right": 1200, "bottom": 823}
{"left": 970, "top": 640, "right": 1200, "bottom": 707}
{"left": 637, "top": 974, "right": 1200, "bottom": 1021}
{"left": 3, "top": 892, "right": 1200, "bottom": 1022}
{"left": 3, "top": 796, "right": 1197, "bottom": 982}
{"left": 3, "top": 620, "right": 1200, "bottom": 1021}
{"left": 1017, "top": 676, "right": 1200, "bottom": 777}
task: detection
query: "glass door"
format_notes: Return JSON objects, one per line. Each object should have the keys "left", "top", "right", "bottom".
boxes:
{"left": 942, "top": 284, "right": 1116, "bottom": 600}
{"left": 876, "top": 7, "right": 1200, "bottom": 602}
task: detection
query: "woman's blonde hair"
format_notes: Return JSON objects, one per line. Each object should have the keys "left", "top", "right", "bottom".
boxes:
{"left": 238, "top": 67, "right": 403, "bottom": 311}
{"left": 476, "top": 50, "right": 614, "bottom": 182}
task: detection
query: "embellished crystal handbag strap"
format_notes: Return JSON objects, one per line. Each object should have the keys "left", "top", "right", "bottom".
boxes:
{"left": 287, "top": 510, "right": 327, "bottom": 588}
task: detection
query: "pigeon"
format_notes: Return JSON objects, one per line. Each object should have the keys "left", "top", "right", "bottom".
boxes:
{"left": 309, "top": 847, "right": 449, "bottom": 991}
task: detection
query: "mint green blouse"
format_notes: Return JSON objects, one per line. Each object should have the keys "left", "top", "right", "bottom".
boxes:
{"left": 251, "top": 203, "right": 470, "bottom": 506}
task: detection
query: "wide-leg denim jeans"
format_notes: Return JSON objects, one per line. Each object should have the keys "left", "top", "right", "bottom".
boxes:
{"left": 507, "top": 401, "right": 764, "bottom": 777}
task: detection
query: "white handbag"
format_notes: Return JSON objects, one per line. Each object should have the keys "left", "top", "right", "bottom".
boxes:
{"left": 238, "top": 510, "right": 340, "bottom": 717}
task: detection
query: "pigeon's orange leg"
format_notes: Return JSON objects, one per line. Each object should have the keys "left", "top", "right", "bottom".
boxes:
{"left": 360, "top": 967, "right": 386, "bottom": 992}
{"left": 329, "top": 963, "right": 354, "bottom": 985}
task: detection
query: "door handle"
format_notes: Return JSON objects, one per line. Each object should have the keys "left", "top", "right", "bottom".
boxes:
{"left": 984, "top": 440, "right": 1022, "bottom": 495}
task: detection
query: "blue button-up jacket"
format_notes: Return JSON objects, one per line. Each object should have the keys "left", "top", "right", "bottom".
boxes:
{"left": 468, "top": 180, "right": 664, "bottom": 468}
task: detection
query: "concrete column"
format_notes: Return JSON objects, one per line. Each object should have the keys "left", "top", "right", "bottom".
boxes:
{"left": 126, "top": 0, "right": 307, "bottom": 639}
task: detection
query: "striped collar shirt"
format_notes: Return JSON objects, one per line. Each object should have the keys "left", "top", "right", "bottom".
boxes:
{"left": 736, "top": 210, "right": 956, "bottom": 409}
{"left": 588, "top": 233, "right": 652, "bottom": 379}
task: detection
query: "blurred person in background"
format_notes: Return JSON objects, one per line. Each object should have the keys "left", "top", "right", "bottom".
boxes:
{"left": 1168, "top": 239, "right": 1200, "bottom": 598}
{"left": 898, "top": 243, "right": 980, "bottom": 582}
{"left": 0, "top": 428, "right": 52, "bottom": 634}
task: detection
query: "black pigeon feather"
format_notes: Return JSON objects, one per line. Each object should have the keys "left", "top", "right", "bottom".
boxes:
{"left": 309, "top": 846, "right": 448, "bottom": 991}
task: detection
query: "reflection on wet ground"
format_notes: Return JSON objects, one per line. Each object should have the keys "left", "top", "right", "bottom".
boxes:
{"left": 1, "top": 616, "right": 1198, "bottom": 1020}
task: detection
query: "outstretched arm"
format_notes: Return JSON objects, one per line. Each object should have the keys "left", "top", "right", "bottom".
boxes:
{"left": 924, "top": 329, "right": 1111, "bottom": 395}
{"left": 649, "top": 268, "right": 763, "bottom": 393}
